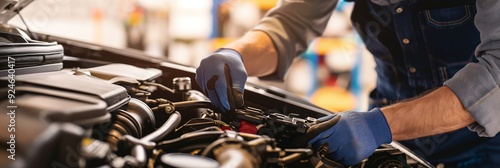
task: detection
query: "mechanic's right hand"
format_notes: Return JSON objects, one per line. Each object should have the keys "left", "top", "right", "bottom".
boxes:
{"left": 195, "top": 48, "right": 247, "bottom": 113}
{"left": 308, "top": 108, "right": 392, "bottom": 166}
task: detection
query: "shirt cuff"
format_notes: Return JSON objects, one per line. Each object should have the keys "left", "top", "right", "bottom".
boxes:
{"left": 444, "top": 53, "right": 500, "bottom": 137}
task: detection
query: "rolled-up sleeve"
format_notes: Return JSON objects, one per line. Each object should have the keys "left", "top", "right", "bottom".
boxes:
{"left": 253, "top": 0, "right": 338, "bottom": 80}
{"left": 444, "top": 0, "right": 500, "bottom": 137}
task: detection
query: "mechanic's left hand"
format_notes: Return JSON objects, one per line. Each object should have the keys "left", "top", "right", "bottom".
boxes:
{"left": 195, "top": 48, "right": 247, "bottom": 113}
{"left": 308, "top": 108, "right": 392, "bottom": 166}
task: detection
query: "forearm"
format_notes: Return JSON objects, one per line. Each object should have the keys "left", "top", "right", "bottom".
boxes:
{"left": 225, "top": 31, "right": 278, "bottom": 77}
{"left": 380, "top": 86, "right": 475, "bottom": 140}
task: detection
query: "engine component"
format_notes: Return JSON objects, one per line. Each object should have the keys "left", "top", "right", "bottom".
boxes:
{"left": 11, "top": 71, "right": 130, "bottom": 111}
{"left": 174, "top": 118, "right": 221, "bottom": 135}
{"left": 172, "top": 77, "right": 191, "bottom": 101}
{"left": 362, "top": 152, "right": 409, "bottom": 168}
{"left": 1, "top": 86, "right": 109, "bottom": 126}
{"left": 86, "top": 63, "right": 162, "bottom": 81}
{"left": 126, "top": 98, "right": 157, "bottom": 136}
{"left": 160, "top": 153, "right": 219, "bottom": 168}
{"left": 229, "top": 107, "right": 318, "bottom": 147}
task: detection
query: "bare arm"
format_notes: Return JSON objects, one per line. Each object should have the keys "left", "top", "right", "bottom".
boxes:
{"left": 381, "top": 86, "right": 475, "bottom": 140}
{"left": 226, "top": 0, "right": 338, "bottom": 80}
{"left": 225, "top": 31, "right": 278, "bottom": 77}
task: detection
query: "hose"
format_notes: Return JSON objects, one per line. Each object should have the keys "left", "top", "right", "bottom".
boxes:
{"left": 172, "top": 100, "right": 213, "bottom": 110}
{"left": 151, "top": 100, "right": 213, "bottom": 114}
{"left": 157, "top": 131, "right": 224, "bottom": 149}
{"left": 142, "top": 81, "right": 174, "bottom": 94}
{"left": 131, "top": 145, "right": 147, "bottom": 167}
{"left": 279, "top": 153, "right": 302, "bottom": 165}
{"left": 141, "top": 111, "right": 181, "bottom": 142}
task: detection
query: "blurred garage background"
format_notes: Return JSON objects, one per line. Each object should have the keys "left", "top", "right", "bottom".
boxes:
{"left": 8, "top": 0, "right": 376, "bottom": 113}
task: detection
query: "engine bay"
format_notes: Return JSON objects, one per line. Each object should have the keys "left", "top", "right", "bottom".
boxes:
{"left": 1, "top": 60, "right": 433, "bottom": 167}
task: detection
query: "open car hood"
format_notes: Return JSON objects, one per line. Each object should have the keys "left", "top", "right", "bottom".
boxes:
{"left": 0, "top": 0, "right": 33, "bottom": 24}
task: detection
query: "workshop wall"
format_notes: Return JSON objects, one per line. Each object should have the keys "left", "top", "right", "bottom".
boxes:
{"left": 8, "top": 0, "right": 376, "bottom": 112}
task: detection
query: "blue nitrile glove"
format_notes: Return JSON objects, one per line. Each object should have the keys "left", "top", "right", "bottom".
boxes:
{"left": 195, "top": 48, "right": 247, "bottom": 112}
{"left": 308, "top": 108, "right": 392, "bottom": 166}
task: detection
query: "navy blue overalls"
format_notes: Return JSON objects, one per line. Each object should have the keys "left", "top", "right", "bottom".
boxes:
{"left": 349, "top": 0, "right": 500, "bottom": 167}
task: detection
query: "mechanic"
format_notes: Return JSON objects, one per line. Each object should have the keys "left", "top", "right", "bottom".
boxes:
{"left": 195, "top": 0, "right": 500, "bottom": 167}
